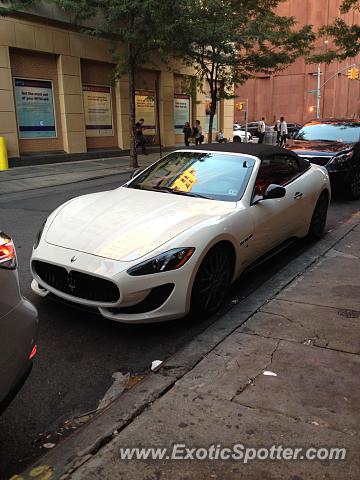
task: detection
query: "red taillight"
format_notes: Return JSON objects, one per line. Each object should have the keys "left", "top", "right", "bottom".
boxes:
{"left": 29, "top": 345, "right": 37, "bottom": 360}
{"left": 0, "top": 232, "right": 16, "bottom": 269}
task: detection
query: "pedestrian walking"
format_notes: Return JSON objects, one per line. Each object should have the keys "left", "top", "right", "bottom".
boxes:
{"left": 183, "top": 122, "right": 192, "bottom": 146}
{"left": 136, "top": 118, "right": 147, "bottom": 155}
{"left": 257, "top": 117, "right": 266, "bottom": 144}
{"left": 279, "top": 116, "right": 288, "bottom": 147}
{"left": 274, "top": 119, "right": 281, "bottom": 145}
{"left": 193, "top": 120, "right": 204, "bottom": 146}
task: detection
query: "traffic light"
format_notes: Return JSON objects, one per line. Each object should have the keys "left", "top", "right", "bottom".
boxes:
{"left": 309, "top": 106, "right": 315, "bottom": 113}
{"left": 347, "top": 67, "right": 359, "bottom": 80}
{"left": 235, "top": 102, "right": 244, "bottom": 111}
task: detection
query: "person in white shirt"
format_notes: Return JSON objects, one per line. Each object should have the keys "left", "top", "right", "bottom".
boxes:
{"left": 279, "top": 116, "right": 288, "bottom": 146}
{"left": 257, "top": 117, "right": 266, "bottom": 143}
{"left": 275, "top": 119, "right": 281, "bottom": 145}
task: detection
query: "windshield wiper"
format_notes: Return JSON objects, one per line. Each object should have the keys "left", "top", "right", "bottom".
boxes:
{"left": 310, "top": 139, "right": 337, "bottom": 142}
{"left": 127, "top": 184, "right": 210, "bottom": 198}
{"left": 152, "top": 186, "right": 211, "bottom": 199}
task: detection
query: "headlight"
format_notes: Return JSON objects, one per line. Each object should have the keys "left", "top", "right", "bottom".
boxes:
{"left": 33, "top": 220, "right": 46, "bottom": 250}
{"left": 0, "top": 232, "right": 16, "bottom": 269}
{"left": 127, "top": 247, "right": 195, "bottom": 276}
{"left": 330, "top": 150, "right": 354, "bottom": 164}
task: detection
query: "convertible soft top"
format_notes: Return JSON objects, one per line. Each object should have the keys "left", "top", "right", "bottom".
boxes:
{"left": 178, "top": 142, "right": 310, "bottom": 171}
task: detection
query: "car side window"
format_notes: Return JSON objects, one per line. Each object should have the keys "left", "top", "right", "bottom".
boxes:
{"left": 253, "top": 154, "right": 302, "bottom": 197}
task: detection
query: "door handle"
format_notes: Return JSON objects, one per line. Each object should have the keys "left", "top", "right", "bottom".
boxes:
{"left": 294, "top": 192, "right": 303, "bottom": 199}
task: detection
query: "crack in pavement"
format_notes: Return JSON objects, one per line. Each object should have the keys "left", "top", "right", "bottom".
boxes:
{"left": 235, "top": 402, "right": 359, "bottom": 438}
{"left": 259, "top": 309, "right": 309, "bottom": 332}
{"left": 229, "top": 339, "right": 281, "bottom": 401}
{"left": 258, "top": 309, "right": 330, "bottom": 347}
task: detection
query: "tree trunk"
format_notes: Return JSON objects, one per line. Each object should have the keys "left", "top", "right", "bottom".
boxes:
{"left": 128, "top": 49, "right": 138, "bottom": 168}
{"left": 207, "top": 91, "right": 218, "bottom": 143}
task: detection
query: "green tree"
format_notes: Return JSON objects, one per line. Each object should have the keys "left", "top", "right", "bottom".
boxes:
{"left": 171, "top": 0, "right": 315, "bottom": 142}
{"left": 315, "top": 0, "right": 360, "bottom": 62}
{"left": 59, "top": 0, "right": 177, "bottom": 167}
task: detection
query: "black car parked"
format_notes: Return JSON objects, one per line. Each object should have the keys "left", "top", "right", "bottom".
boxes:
{"left": 286, "top": 119, "right": 360, "bottom": 199}
{"left": 286, "top": 122, "right": 302, "bottom": 137}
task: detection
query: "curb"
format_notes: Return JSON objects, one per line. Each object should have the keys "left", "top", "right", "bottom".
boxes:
{"left": 18, "top": 215, "right": 360, "bottom": 480}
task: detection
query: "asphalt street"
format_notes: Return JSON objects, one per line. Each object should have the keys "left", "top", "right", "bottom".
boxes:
{"left": 0, "top": 173, "right": 359, "bottom": 479}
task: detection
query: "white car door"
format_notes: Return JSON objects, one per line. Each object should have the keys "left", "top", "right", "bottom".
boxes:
{"left": 248, "top": 153, "right": 312, "bottom": 260}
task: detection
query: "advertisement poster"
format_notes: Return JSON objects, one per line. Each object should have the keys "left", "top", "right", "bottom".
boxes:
{"left": 83, "top": 85, "right": 113, "bottom": 137}
{"left": 135, "top": 90, "right": 156, "bottom": 135}
{"left": 205, "top": 96, "right": 219, "bottom": 132}
{"left": 174, "top": 94, "right": 190, "bottom": 134}
{"left": 14, "top": 78, "right": 56, "bottom": 139}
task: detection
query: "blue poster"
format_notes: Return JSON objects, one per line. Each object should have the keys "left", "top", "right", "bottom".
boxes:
{"left": 174, "top": 94, "right": 190, "bottom": 134}
{"left": 14, "top": 78, "right": 56, "bottom": 139}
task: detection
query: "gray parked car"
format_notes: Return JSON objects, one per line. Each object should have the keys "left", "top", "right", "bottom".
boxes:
{"left": 0, "top": 231, "right": 38, "bottom": 412}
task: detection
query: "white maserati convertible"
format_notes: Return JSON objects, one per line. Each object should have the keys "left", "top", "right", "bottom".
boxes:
{"left": 30, "top": 144, "right": 330, "bottom": 323}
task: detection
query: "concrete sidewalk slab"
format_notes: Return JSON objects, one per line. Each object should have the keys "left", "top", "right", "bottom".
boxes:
{"left": 70, "top": 387, "right": 359, "bottom": 480}
{"left": 240, "top": 298, "right": 360, "bottom": 354}
{"left": 175, "top": 332, "right": 279, "bottom": 401}
{"left": 277, "top": 256, "right": 360, "bottom": 311}
{"left": 233, "top": 340, "right": 360, "bottom": 435}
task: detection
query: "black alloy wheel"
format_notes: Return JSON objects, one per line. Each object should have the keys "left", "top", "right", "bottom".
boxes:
{"left": 191, "top": 246, "right": 233, "bottom": 316}
{"left": 233, "top": 136, "right": 241, "bottom": 143}
{"left": 348, "top": 167, "right": 360, "bottom": 200}
{"left": 308, "top": 192, "right": 329, "bottom": 240}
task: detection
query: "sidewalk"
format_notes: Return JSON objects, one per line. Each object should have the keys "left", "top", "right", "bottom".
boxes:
{"left": 0, "top": 152, "right": 162, "bottom": 196}
{"left": 17, "top": 216, "right": 360, "bottom": 480}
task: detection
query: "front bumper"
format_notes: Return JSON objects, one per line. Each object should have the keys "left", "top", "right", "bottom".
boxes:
{"left": 31, "top": 242, "right": 197, "bottom": 323}
{"left": 325, "top": 163, "right": 353, "bottom": 191}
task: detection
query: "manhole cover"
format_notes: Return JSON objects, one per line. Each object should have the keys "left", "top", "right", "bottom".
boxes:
{"left": 337, "top": 309, "right": 360, "bottom": 319}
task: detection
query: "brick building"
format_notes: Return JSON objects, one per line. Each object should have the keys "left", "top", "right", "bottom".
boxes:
{"left": 234, "top": 0, "right": 360, "bottom": 126}
{"left": 0, "top": 6, "right": 233, "bottom": 162}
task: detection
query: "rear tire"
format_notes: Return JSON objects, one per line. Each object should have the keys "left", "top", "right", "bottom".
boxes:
{"left": 308, "top": 191, "right": 329, "bottom": 240}
{"left": 233, "top": 136, "right": 241, "bottom": 143}
{"left": 191, "top": 246, "right": 233, "bottom": 317}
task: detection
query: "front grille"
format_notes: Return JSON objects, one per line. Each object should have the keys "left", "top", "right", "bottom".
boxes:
{"left": 33, "top": 260, "right": 120, "bottom": 303}
{"left": 299, "top": 155, "right": 331, "bottom": 166}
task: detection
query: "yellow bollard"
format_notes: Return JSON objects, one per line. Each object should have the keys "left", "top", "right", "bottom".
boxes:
{"left": 0, "top": 136, "right": 9, "bottom": 171}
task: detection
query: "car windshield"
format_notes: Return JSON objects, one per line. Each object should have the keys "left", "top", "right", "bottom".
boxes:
{"left": 294, "top": 122, "right": 360, "bottom": 143}
{"left": 127, "top": 151, "right": 255, "bottom": 202}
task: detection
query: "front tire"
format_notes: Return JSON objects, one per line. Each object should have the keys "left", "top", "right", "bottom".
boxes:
{"left": 233, "top": 136, "right": 241, "bottom": 143}
{"left": 346, "top": 167, "right": 360, "bottom": 200}
{"left": 191, "top": 246, "right": 233, "bottom": 316}
{"left": 308, "top": 191, "right": 329, "bottom": 240}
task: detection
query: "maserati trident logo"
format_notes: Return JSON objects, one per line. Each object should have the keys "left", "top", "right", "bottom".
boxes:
{"left": 67, "top": 272, "right": 76, "bottom": 293}
{"left": 70, "top": 255, "right": 77, "bottom": 263}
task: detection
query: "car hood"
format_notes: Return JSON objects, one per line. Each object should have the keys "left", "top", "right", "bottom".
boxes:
{"left": 45, "top": 187, "right": 233, "bottom": 262}
{"left": 286, "top": 139, "right": 354, "bottom": 155}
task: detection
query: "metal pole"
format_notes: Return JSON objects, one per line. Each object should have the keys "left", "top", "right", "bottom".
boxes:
{"left": 155, "top": 79, "right": 162, "bottom": 158}
{"left": 244, "top": 99, "right": 248, "bottom": 143}
{"left": 316, "top": 63, "right": 321, "bottom": 119}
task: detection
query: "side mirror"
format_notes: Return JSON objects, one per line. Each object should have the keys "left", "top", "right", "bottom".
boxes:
{"left": 263, "top": 184, "right": 286, "bottom": 199}
{"left": 130, "top": 168, "right": 140, "bottom": 179}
